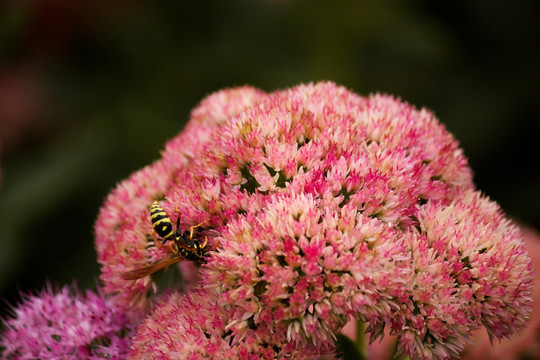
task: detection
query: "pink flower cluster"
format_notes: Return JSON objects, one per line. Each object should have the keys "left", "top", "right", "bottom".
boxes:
{"left": 94, "top": 86, "right": 265, "bottom": 316}
{"left": 392, "top": 190, "right": 532, "bottom": 359}
{"left": 461, "top": 225, "right": 540, "bottom": 360}
{"left": 1, "top": 285, "right": 131, "bottom": 359}
{"left": 129, "top": 288, "right": 335, "bottom": 359}
{"left": 342, "top": 225, "right": 540, "bottom": 360}
{"left": 1, "top": 82, "right": 533, "bottom": 359}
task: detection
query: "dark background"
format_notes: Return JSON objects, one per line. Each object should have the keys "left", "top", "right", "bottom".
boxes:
{"left": 1, "top": 0, "right": 539, "bottom": 319}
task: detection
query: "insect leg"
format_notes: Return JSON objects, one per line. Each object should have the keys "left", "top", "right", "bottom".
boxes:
{"left": 189, "top": 221, "right": 208, "bottom": 240}
{"left": 153, "top": 229, "right": 163, "bottom": 249}
{"left": 174, "top": 198, "right": 182, "bottom": 228}
{"left": 168, "top": 241, "right": 179, "bottom": 255}
{"left": 174, "top": 236, "right": 197, "bottom": 253}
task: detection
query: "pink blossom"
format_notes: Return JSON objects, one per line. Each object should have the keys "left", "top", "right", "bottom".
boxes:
{"left": 0, "top": 285, "right": 131, "bottom": 360}
{"left": 204, "top": 193, "right": 410, "bottom": 346}
{"left": 128, "top": 288, "right": 336, "bottom": 359}
{"left": 95, "top": 86, "right": 265, "bottom": 316}
{"left": 461, "top": 224, "right": 540, "bottom": 360}
{"left": 344, "top": 224, "right": 538, "bottom": 360}
{"left": 364, "top": 190, "right": 533, "bottom": 360}
{"left": 92, "top": 81, "right": 532, "bottom": 359}
{"left": 95, "top": 160, "right": 174, "bottom": 317}
{"left": 196, "top": 82, "right": 483, "bottom": 354}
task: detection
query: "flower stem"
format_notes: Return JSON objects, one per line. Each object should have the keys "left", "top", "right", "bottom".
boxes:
{"left": 356, "top": 320, "right": 366, "bottom": 359}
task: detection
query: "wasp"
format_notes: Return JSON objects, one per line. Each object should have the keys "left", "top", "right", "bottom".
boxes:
{"left": 120, "top": 200, "right": 218, "bottom": 280}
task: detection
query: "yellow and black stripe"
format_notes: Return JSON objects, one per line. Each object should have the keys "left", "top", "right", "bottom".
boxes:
{"left": 175, "top": 240, "right": 210, "bottom": 261}
{"left": 150, "top": 201, "right": 175, "bottom": 242}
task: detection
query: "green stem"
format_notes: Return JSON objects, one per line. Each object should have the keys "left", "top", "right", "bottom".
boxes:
{"left": 355, "top": 320, "right": 366, "bottom": 359}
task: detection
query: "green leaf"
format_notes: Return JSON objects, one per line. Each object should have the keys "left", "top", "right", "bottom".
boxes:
{"left": 335, "top": 334, "right": 366, "bottom": 360}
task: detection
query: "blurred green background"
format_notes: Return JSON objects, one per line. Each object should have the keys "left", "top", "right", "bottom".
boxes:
{"left": 0, "top": 0, "right": 538, "bottom": 318}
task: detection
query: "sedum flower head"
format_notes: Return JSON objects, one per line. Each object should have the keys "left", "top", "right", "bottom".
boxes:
{"left": 462, "top": 225, "right": 540, "bottom": 360}
{"left": 92, "top": 82, "right": 532, "bottom": 359}
{"left": 128, "top": 288, "right": 336, "bottom": 359}
{"left": 0, "top": 285, "right": 131, "bottom": 360}
{"left": 204, "top": 192, "right": 410, "bottom": 346}
{"left": 389, "top": 189, "right": 533, "bottom": 360}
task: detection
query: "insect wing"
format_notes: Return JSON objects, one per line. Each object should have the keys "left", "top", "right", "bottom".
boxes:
{"left": 120, "top": 256, "right": 182, "bottom": 280}
{"left": 203, "top": 229, "right": 222, "bottom": 239}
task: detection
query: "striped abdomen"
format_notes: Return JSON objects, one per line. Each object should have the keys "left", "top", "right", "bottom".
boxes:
{"left": 150, "top": 201, "right": 174, "bottom": 242}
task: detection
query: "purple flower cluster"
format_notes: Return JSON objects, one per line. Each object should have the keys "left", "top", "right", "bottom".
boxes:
{"left": 1, "top": 286, "right": 130, "bottom": 359}
{"left": 1, "top": 82, "right": 533, "bottom": 359}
